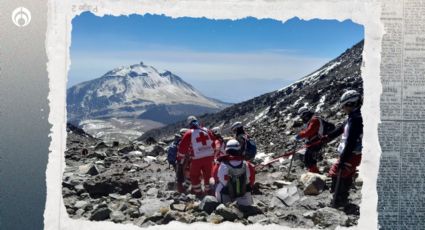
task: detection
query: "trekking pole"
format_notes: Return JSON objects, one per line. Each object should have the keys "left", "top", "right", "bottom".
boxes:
{"left": 331, "top": 167, "right": 343, "bottom": 208}
{"left": 286, "top": 142, "right": 298, "bottom": 178}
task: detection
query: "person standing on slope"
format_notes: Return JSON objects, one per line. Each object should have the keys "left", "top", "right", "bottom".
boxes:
{"left": 293, "top": 107, "right": 328, "bottom": 173}
{"left": 231, "top": 121, "right": 257, "bottom": 160}
{"left": 178, "top": 116, "right": 216, "bottom": 197}
{"left": 171, "top": 128, "right": 191, "bottom": 193}
{"left": 211, "top": 127, "right": 226, "bottom": 160}
{"left": 321, "top": 90, "right": 363, "bottom": 207}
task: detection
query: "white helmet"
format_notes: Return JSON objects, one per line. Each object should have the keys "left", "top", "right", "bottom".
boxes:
{"left": 225, "top": 139, "right": 241, "bottom": 151}
{"left": 231, "top": 121, "right": 243, "bottom": 132}
{"left": 211, "top": 127, "right": 221, "bottom": 136}
{"left": 187, "top": 116, "right": 198, "bottom": 126}
{"left": 297, "top": 107, "right": 311, "bottom": 117}
{"left": 340, "top": 90, "right": 361, "bottom": 107}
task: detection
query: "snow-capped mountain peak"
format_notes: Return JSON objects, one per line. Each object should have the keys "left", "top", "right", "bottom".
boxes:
{"left": 67, "top": 62, "right": 230, "bottom": 141}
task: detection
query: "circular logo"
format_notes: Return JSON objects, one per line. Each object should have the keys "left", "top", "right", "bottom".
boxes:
{"left": 12, "top": 7, "right": 31, "bottom": 27}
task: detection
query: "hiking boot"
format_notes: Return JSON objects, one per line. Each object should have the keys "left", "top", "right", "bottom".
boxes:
{"left": 331, "top": 196, "right": 349, "bottom": 208}
{"left": 177, "top": 183, "right": 186, "bottom": 193}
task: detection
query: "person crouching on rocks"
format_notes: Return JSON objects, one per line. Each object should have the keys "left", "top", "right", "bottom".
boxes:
{"left": 215, "top": 139, "right": 255, "bottom": 205}
{"left": 178, "top": 116, "right": 216, "bottom": 197}
{"left": 321, "top": 90, "right": 363, "bottom": 208}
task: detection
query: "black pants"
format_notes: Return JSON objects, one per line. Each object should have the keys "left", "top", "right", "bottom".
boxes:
{"left": 303, "top": 145, "right": 322, "bottom": 168}
{"left": 331, "top": 176, "right": 353, "bottom": 206}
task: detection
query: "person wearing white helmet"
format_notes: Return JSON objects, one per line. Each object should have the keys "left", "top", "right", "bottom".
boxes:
{"left": 293, "top": 107, "right": 335, "bottom": 173}
{"left": 231, "top": 121, "right": 257, "bottom": 160}
{"left": 321, "top": 89, "right": 363, "bottom": 208}
{"left": 178, "top": 115, "right": 216, "bottom": 197}
{"left": 215, "top": 139, "right": 255, "bottom": 205}
{"left": 211, "top": 127, "right": 225, "bottom": 160}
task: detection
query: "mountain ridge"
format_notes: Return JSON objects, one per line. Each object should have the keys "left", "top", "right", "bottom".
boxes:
{"left": 67, "top": 62, "right": 231, "bottom": 142}
{"left": 139, "top": 40, "right": 364, "bottom": 152}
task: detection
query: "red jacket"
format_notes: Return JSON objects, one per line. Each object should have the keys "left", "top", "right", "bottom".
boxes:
{"left": 298, "top": 116, "right": 321, "bottom": 141}
{"left": 178, "top": 127, "right": 216, "bottom": 160}
{"left": 214, "top": 139, "right": 226, "bottom": 159}
{"left": 212, "top": 155, "right": 255, "bottom": 187}
{"left": 215, "top": 157, "right": 256, "bottom": 188}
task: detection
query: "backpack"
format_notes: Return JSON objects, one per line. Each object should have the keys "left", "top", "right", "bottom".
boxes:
{"left": 244, "top": 138, "right": 257, "bottom": 159}
{"left": 167, "top": 141, "right": 179, "bottom": 166}
{"left": 225, "top": 161, "right": 248, "bottom": 199}
{"left": 318, "top": 117, "right": 336, "bottom": 136}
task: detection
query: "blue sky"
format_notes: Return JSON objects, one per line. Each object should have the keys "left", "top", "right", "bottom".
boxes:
{"left": 69, "top": 12, "right": 364, "bottom": 103}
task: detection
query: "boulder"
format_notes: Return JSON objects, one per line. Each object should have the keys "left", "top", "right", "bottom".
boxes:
{"left": 131, "top": 189, "right": 142, "bottom": 198}
{"left": 83, "top": 177, "right": 139, "bottom": 198}
{"left": 304, "top": 207, "right": 349, "bottom": 228}
{"left": 207, "top": 214, "right": 224, "bottom": 224}
{"left": 171, "top": 203, "right": 186, "bottom": 212}
{"left": 74, "top": 200, "right": 89, "bottom": 210}
{"left": 145, "top": 145, "right": 165, "bottom": 157}
{"left": 146, "top": 188, "right": 159, "bottom": 197}
{"left": 128, "top": 151, "right": 143, "bottom": 157}
{"left": 238, "top": 205, "right": 264, "bottom": 218}
{"left": 90, "top": 207, "right": 111, "bottom": 221}
{"left": 247, "top": 214, "right": 269, "bottom": 224}
{"left": 215, "top": 204, "right": 243, "bottom": 221}
{"left": 138, "top": 199, "right": 173, "bottom": 217}
{"left": 271, "top": 184, "right": 300, "bottom": 208}
{"left": 94, "top": 142, "right": 109, "bottom": 152}
{"left": 118, "top": 146, "right": 135, "bottom": 154}
{"left": 199, "top": 196, "right": 220, "bottom": 214}
{"left": 143, "top": 156, "right": 157, "bottom": 163}
{"left": 300, "top": 172, "right": 327, "bottom": 195}
{"left": 273, "top": 180, "right": 292, "bottom": 188}
{"left": 90, "top": 151, "right": 107, "bottom": 159}
{"left": 110, "top": 210, "right": 126, "bottom": 223}
{"left": 145, "top": 137, "right": 157, "bottom": 145}
{"left": 78, "top": 164, "right": 99, "bottom": 176}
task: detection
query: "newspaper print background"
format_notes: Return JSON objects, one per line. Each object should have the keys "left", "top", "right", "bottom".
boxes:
{"left": 378, "top": 0, "right": 425, "bottom": 229}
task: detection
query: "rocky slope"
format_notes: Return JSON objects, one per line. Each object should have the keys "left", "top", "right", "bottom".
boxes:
{"left": 64, "top": 125, "right": 362, "bottom": 229}
{"left": 63, "top": 40, "right": 364, "bottom": 229}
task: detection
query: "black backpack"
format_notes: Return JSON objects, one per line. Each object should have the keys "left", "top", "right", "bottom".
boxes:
{"left": 319, "top": 118, "right": 336, "bottom": 136}
{"left": 224, "top": 161, "right": 248, "bottom": 199}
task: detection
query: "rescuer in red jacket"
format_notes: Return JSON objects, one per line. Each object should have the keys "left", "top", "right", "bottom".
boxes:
{"left": 178, "top": 116, "right": 216, "bottom": 197}
{"left": 294, "top": 107, "right": 324, "bottom": 173}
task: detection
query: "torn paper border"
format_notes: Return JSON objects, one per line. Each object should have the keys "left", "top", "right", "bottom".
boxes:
{"left": 44, "top": 0, "right": 384, "bottom": 229}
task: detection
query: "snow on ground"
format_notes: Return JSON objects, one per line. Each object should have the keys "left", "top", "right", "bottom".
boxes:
{"left": 247, "top": 106, "right": 270, "bottom": 126}
{"left": 278, "top": 61, "right": 341, "bottom": 93}
{"left": 315, "top": 95, "right": 327, "bottom": 112}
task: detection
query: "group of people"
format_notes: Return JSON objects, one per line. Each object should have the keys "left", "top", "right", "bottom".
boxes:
{"left": 167, "top": 117, "right": 257, "bottom": 205}
{"left": 167, "top": 89, "right": 363, "bottom": 208}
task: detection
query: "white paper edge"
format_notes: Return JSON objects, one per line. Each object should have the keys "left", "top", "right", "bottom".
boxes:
{"left": 44, "top": 0, "right": 384, "bottom": 229}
